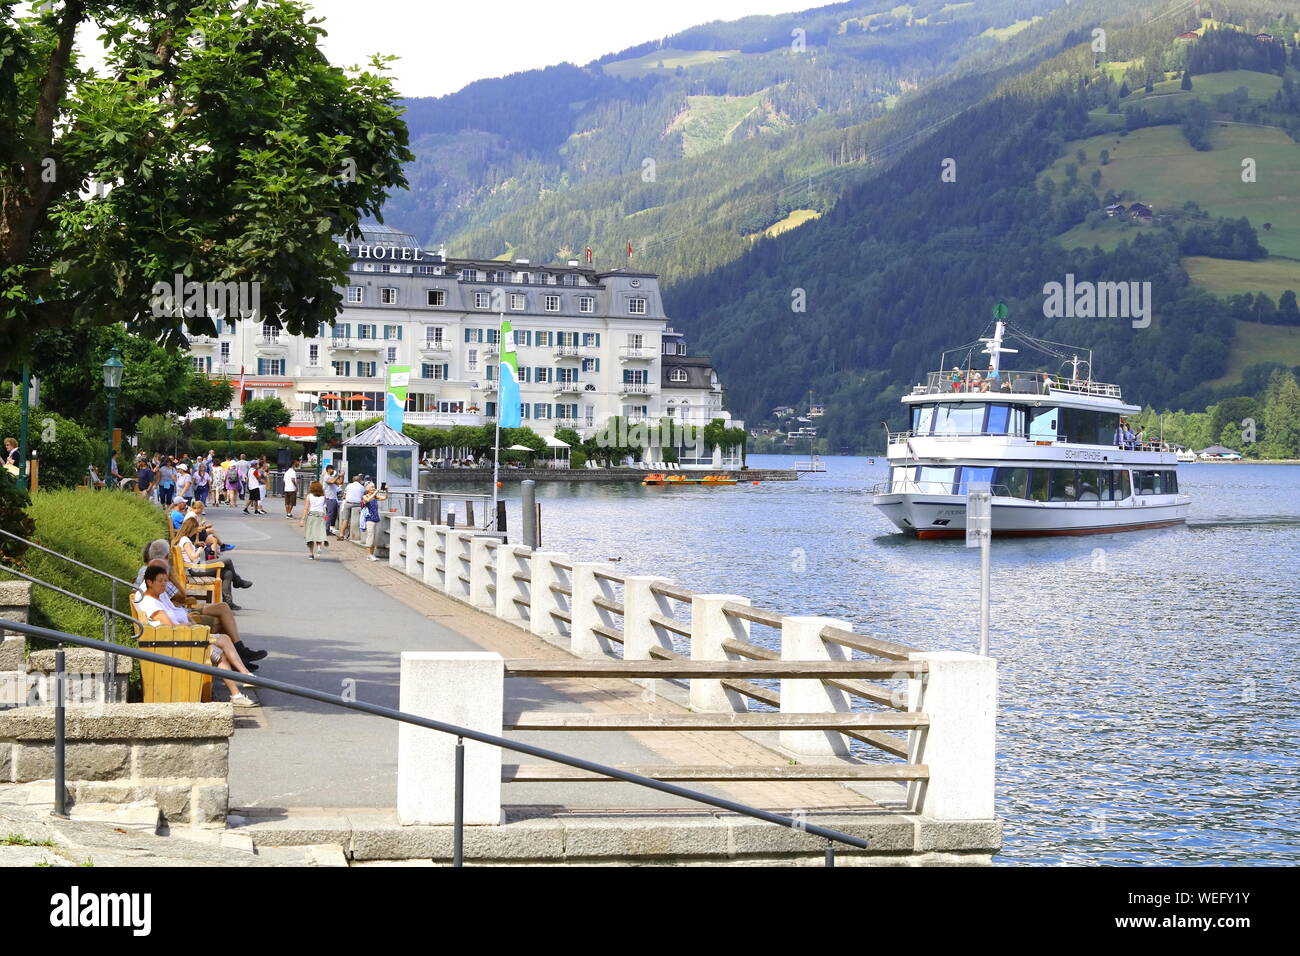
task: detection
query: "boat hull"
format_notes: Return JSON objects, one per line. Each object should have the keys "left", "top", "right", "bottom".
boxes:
{"left": 872, "top": 493, "right": 1190, "bottom": 538}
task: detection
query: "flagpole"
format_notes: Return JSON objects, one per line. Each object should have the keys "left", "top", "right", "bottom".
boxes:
{"left": 492, "top": 311, "right": 502, "bottom": 530}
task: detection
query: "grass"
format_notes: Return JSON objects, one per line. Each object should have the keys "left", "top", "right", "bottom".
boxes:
{"left": 747, "top": 208, "right": 821, "bottom": 240}
{"left": 1127, "top": 68, "right": 1285, "bottom": 105}
{"left": 670, "top": 92, "right": 768, "bottom": 158}
{"left": 981, "top": 17, "right": 1040, "bottom": 41}
{"left": 1207, "top": 320, "right": 1300, "bottom": 387}
{"left": 601, "top": 48, "right": 742, "bottom": 78}
{"left": 2, "top": 834, "right": 55, "bottom": 847}
{"left": 1183, "top": 255, "right": 1300, "bottom": 299}
{"left": 1044, "top": 123, "right": 1300, "bottom": 259}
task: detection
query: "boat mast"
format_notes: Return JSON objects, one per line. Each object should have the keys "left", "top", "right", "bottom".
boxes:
{"left": 980, "top": 321, "right": 1017, "bottom": 373}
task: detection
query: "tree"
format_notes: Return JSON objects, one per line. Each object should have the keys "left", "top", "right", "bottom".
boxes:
{"left": 240, "top": 397, "right": 291, "bottom": 437}
{"left": 1260, "top": 370, "right": 1300, "bottom": 458}
{"left": 1181, "top": 69, "right": 1193, "bottom": 91}
{"left": 0, "top": 403, "right": 94, "bottom": 489}
{"left": 1278, "top": 290, "right": 1300, "bottom": 325}
{"left": 1145, "top": 75, "right": 1154, "bottom": 94}
{"left": 1118, "top": 81, "right": 1130, "bottom": 98}
{"left": 0, "top": 0, "right": 414, "bottom": 363}
{"left": 1099, "top": 148, "right": 1110, "bottom": 165}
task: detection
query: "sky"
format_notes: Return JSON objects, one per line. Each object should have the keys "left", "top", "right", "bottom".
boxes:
{"left": 302, "top": 0, "right": 811, "bottom": 98}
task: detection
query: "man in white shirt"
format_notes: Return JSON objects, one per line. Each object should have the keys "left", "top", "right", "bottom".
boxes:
{"left": 341, "top": 474, "right": 365, "bottom": 539}
{"left": 322, "top": 465, "right": 343, "bottom": 534}
{"left": 283, "top": 459, "right": 299, "bottom": 518}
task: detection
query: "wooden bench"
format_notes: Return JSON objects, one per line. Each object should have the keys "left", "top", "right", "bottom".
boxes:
{"left": 171, "top": 544, "right": 223, "bottom": 605}
{"left": 129, "top": 594, "right": 214, "bottom": 703}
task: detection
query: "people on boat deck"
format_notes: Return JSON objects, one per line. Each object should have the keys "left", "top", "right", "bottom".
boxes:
{"left": 950, "top": 367, "right": 963, "bottom": 391}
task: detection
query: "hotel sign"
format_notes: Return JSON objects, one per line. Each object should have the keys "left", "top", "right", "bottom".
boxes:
{"left": 337, "top": 242, "right": 427, "bottom": 261}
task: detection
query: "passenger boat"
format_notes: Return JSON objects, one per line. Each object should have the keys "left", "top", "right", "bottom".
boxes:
{"left": 872, "top": 321, "right": 1191, "bottom": 538}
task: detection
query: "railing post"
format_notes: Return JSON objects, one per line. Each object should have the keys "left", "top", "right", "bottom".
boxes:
{"left": 689, "top": 594, "right": 750, "bottom": 713}
{"left": 423, "top": 525, "right": 449, "bottom": 590}
{"left": 906, "top": 651, "right": 997, "bottom": 820}
{"left": 448, "top": 533, "right": 475, "bottom": 600}
{"left": 397, "top": 652, "right": 503, "bottom": 826}
{"left": 569, "top": 563, "right": 618, "bottom": 659}
{"left": 388, "top": 515, "right": 410, "bottom": 570}
{"left": 528, "top": 552, "right": 569, "bottom": 639}
{"left": 780, "top": 616, "right": 852, "bottom": 757}
{"left": 53, "top": 645, "right": 66, "bottom": 818}
{"left": 468, "top": 538, "right": 496, "bottom": 610}
{"left": 494, "top": 545, "right": 531, "bottom": 624}
{"left": 405, "top": 520, "right": 430, "bottom": 579}
{"left": 621, "top": 576, "right": 673, "bottom": 660}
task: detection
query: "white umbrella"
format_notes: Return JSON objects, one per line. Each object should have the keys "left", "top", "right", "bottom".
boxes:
{"left": 506, "top": 444, "right": 533, "bottom": 451}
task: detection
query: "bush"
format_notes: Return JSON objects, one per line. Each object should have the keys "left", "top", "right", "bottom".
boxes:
{"left": 187, "top": 439, "right": 296, "bottom": 461}
{"left": 0, "top": 403, "right": 96, "bottom": 489}
{"left": 569, "top": 449, "right": 587, "bottom": 469}
{"left": 0, "top": 467, "right": 34, "bottom": 561}
{"left": 8, "top": 489, "right": 166, "bottom": 647}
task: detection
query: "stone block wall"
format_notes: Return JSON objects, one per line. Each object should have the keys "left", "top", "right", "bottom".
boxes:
{"left": 0, "top": 703, "right": 234, "bottom": 828}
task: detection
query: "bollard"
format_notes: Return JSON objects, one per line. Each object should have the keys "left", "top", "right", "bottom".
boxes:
{"left": 496, "top": 500, "right": 507, "bottom": 537}
{"left": 689, "top": 594, "right": 751, "bottom": 713}
{"left": 780, "top": 616, "right": 852, "bottom": 757}
{"left": 521, "top": 480, "right": 537, "bottom": 548}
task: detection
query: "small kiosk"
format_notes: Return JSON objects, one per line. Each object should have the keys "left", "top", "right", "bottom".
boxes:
{"left": 342, "top": 421, "right": 419, "bottom": 493}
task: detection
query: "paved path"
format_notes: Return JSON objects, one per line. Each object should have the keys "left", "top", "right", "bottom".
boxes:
{"left": 203, "top": 500, "right": 883, "bottom": 817}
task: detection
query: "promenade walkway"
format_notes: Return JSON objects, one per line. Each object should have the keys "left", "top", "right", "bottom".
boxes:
{"left": 204, "top": 504, "right": 887, "bottom": 819}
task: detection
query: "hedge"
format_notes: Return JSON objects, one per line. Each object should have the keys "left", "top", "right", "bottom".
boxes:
{"left": 0, "top": 402, "right": 96, "bottom": 489}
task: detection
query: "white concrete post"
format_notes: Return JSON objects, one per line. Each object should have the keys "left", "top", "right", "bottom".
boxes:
{"left": 689, "top": 594, "right": 750, "bottom": 713}
{"left": 422, "top": 525, "right": 448, "bottom": 590}
{"left": 405, "top": 521, "right": 430, "bottom": 579}
{"left": 569, "top": 563, "right": 618, "bottom": 659}
{"left": 387, "top": 515, "right": 409, "bottom": 570}
{"left": 468, "top": 537, "right": 496, "bottom": 610}
{"left": 780, "top": 616, "right": 851, "bottom": 757}
{"left": 528, "top": 551, "right": 569, "bottom": 639}
{"left": 906, "top": 651, "right": 997, "bottom": 821}
{"left": 494, "top": 545, "right": 532, "bottom": 624}
{"left": 621, "top": 576, "right": 673, "bottom": 660}
{"left": 397, "top": 651, "right": 503, "bottom": 826}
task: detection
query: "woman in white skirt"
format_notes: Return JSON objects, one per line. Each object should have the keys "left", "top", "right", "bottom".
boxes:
{"left": 300, "top": 480, "right": 329, "bottom": 559}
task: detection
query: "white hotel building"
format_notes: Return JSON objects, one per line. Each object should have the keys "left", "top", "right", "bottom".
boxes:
{"left": 186, "top": 226, "right": 739, "bottom": 456}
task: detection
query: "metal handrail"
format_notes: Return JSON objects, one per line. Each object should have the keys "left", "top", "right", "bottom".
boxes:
{"left": 0, "top": 562, "right": 142, "bottom": 638}
{"left": 3, "top": 618, "right": 868, "bottom": 865}
{"left": 0, "top": 527, "right": 138, "bottom": 591}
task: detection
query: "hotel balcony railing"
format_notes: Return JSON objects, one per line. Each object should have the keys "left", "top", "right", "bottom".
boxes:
{"left": 419, "top": 340, "right": 451, "bottom": 353}
{"left": 187, "top": 335, "right": 216, "bottom": 346}
{"left": 619, "top": 382, "right": 655, "bottom": 396}
{"left": 256, "top": 334, "right": 285, "bottom": 348}
{"left": 329, "top": 337, "right": 352, "bottom": 349}
{"left": 554, "top": 417, "right": 590, "bottom": 430}
{"left": 351, "top": 337, "right": 383, "bottom": 350}
{"left": 619, "top": 346, "right": 655, "bottom": 360}
{"left": 479, "top": 381, "right": 498, "bottom": 394}
{"left": 553, "top": 381, "right": 582, "bottom": 395}
{"left": 554, "top": 346, "right": 580, "bottom": 358}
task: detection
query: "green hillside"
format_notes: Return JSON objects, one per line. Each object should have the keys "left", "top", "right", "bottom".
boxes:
{"left": 1185, "top": 255, "right": 1300, "bottom": 299}
{"left": 1208, "top": 320, "right": 1300, "bottom": 387}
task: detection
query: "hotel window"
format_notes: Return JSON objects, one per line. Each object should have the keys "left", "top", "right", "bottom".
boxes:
{"left": 467, "top": 349, "right": 478, "bottom": 372}
{"left": 256, "top": 358, "right": 284, "bottom": 375}
{"left": 581, "top": 358, "right": 599, "bottom": 373}
{"left": 347, "top": 286, "right": 363, "bottom": 304}
{"left": 415, "top": 265, "right": 437, "bottom": 276}
{"left": 332, "top": 323, "right": 352, "bottom": 339}
{"left": 308, "top": 344, "right": 319, "bottom": 365}
{"left": 623, "top": 369, "right": 648, "bottom": 385}
{"left": 486, "top": 402, "right": 497, "bottom": 417}
{"left": 556, "top": 331, "right": 576, "bottom": 347}
{"left": 510, "top": 293, "right": 525, "bottom": 310}
{"left": 544, "top": 295, "right": 560, "bottom": 312}
{"left": 628, "top": 297, "right": 647, "bottom": 315}
{"left": 220, "top": 342, "right": 231, "bottom": 363}
{"left": 486, "top": 364, "right": 496, "bottom": 381}
{"left": 384, "top": 325, "right": 402, "bottom": 340}
{"left": 474, "top": 291, "right": 490, "bottom": 309}
{"left": 464, "top": 328, "right": 484, "bottom": 343}
{"left": 332, "top": 361, "right": 351, "bottom": 376}
{"left": 357, "top": 324, "right": 378, "bottom": 340}
{"left": 224, "top": 319, "right": 236, "bottom": 335}
{"left": 387, "top": 347, "right": 397, "bottom": 364}
{"left": 582, "top": 332, "right": 600, "bottom": 347}
{"left": 520, "top": 404, "right": 531, "bottom": 420}
{"left": 627, "top": 333, "right": 643, "bottom": 348}
{"left": 562, "top": 274, "right": 578, "bottom": 287}
{"left": 261, "top": 322, "right": 279, "bottom": 339}
{"left": 557, "top": 367, "right": 578, "bottom": 384}
{"left": 558, "top": 403, "right": 578, "bottom": 418}
{"left": 515, "top": 329, "right": 532, "bottom": 346}
{"left": 670, "top": 368, "right": 688, "bottom": 382}
{"left": 380, "top": 288, "right": 398, "bottom": 304}
{"left": 358, "top": 361, "right": 378, "bottom": 377}
{"left": 191, "top": 357, "right": 211, "bottom": 373}
{"left": 535, "top": 331, "right": 552, "bottom": 347}
{"left": 378, "top": 263, "right": 395, "bottom": 273}
{"left": 518, "top": 367, "right": 532, "bottom": 383}
{"left": 421, "top": 363, "right": 447, "bottom": 380}
{"left": 486, "top": 328, "right": 500, "bottom": 345}
{"left": 426, "top": 289, "right": 446, "bottom": 306}
{"left": 533, "top": 403, "right": 552, "bottom": 420}
{"left": 578, "top": 296, "right": 594, "bottom": 313}
{"left": 535, "top": 367, "right": 551, "bottom": 383}
{"left": 425, "top": 327, "right": 444, "bottom": 343}
{"left": 461, "top": 268, "right": 479, "bottom": 282}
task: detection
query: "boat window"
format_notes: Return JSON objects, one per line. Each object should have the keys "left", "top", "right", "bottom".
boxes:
{"left": 993, "top": 467, "right": 1029, "bottom": 498}
{"left": 958, "top": 466, "right": 994, "bottom": 494}
{"left": 912, "top": 404, "right": 935, "bottom": 434}
{"left": 1028, "top": 408, "right": 1057, "bottom": 441}
{"left": 917, "top": 466, "right": 957, "bottom": 493}
{"left": 1049, "top": 469, "right": 1077, "bottom": 502}
{"left": 1076, "top": 469, "right": 1103, "bottom": 501}
{"left": 1058, "top": 407, "right": 1122, "bottom": 445}
{"left": 1029, "top": 469, "right": 1051, "bottom": 501}
{"left": 1115, "top": 470, "right": 1131, "bottom": 499}
{"left": 1165, "top": 470, "right": 1178, "bottom": 493}
{"left": 985, "top": 404, "right": 1009, "bottom": 435}
{"left": 1134, "top": 470, "right": 1156, "bottom": 495}
{"left": 930, "top": 403, "right": 984, "bottom": 435}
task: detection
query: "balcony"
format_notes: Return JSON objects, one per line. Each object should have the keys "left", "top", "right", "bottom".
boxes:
{"left": 620, "top": 346, "right": 655, "bottom": 360}
{"left": 256, "top": 335, "right": 286, "bottom": 351}
{"left": 554, "top": 346, "right": 580, "bottom": 359}
{"left": 352, "top": 336, "right": 383, "bottom": 351}
{"left": 329, "top": 337, "right": 352, "bottom": 350}
{"left": 554, "top": 417, "right": 588, "bottom": 430}
{"left": 187, "top": 335, "right": 216, "bottom": 346}
{"left": 478, "top": 381, "right": 498, "bottom": 394}
{"left": 553, "top": 381, "right": 582, "bottom": 395}
{"left": 619, "top": 382, "right": 655, "bottom": 396}
{"left": 419, "top": 340, "right": 451, "bottom": 353}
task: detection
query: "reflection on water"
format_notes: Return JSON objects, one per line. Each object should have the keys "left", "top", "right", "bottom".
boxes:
{"left": 435, "top": 456, "right": 1300, "bottom": 865}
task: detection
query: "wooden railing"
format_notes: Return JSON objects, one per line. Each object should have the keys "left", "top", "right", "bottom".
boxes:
{"left": 379, "top": 513, "right": 997, "bottom": 817}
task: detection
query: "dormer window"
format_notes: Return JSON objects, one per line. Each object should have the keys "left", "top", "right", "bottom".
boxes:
{"left": 670, "top": 368, "right": 688, "bottom": 383}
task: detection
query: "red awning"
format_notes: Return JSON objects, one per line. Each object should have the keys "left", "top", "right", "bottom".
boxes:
{"left": 277, "top": 426, "right": 317, "bottom": 438}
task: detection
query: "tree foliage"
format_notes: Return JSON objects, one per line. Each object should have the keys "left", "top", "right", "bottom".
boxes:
{"left": 240, "top": 397, "right": 292, "bottom": 436}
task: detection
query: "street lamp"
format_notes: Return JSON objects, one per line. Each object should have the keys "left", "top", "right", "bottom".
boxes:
{"left": 312, "top": 403, "right": 327, "bottom": 470}
{"left": 224, "top": 410, "right": 235, "bottom": 457}
{"left": 101, "top": 347, "right": 124, "bottom": 486}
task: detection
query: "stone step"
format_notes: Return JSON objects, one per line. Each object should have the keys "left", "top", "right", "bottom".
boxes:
{"left": 254, "top": 844, "right": 349, "bottom": 867}
{"left": 68, "top": 800, "right": 163, "bottom": 834}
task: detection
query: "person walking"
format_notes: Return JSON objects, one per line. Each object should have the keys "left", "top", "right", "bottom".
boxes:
{"left": 193, "top": 460, "right": 210, "bottom": 505}
{"left": 341, "top": 473, "right": 365, "bottom": 539}
{"left": 136, "top": 457, "right": 154, "bottom": 499}
{"left": 359, "top": 482, "right": 388, "bottom": 561}
{"left": 108, "top": 450, "right": 121, "bottom": 489}
{"left": 244, "top": 459, "right": 268, "bottom": 515}
{"left": 283, "top": 459, "right": 300, "bottom": 518}
{"left": 300, "top": 480, "right": 329, "bottom": 559}
{"left": 234, "top": 454, "right": 250, "bottom": 503}
{"left": 156, "top": 457, "right": 177, "bottom": 507}
{"left": 224, "top": 456, "right": 240, "bottom": 506}
{"left": 175, "top": 462, "right": 194, "bottom": 507}
{"left": 322, "top": 464, "right": 343, "bottom": 535}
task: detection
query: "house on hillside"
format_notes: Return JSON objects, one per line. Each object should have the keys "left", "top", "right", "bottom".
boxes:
{"left": 1105, "top": 203, "right": 1126, "bottom": 217}
{"left": 771, "top": 405, "right": 794, "bottom": 418}
{"left": 808, "top": 403, "right": 825, "bottom": 418}
{"left": 1176, "top": 31, "right": 1199, "bottom": 41}
{"left": 1128, "top": 202, "right": 1154, "bottom": 222}
{"left": 1255, "top": 33, "right": 1274, "bottom": 42}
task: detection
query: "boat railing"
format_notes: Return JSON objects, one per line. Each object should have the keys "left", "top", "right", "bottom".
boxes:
{"left": 871, "top": 480, "right": 1015, "bottom": 497}
{"left": 912, "top": 370, "right": 1122, "bottom": 399}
